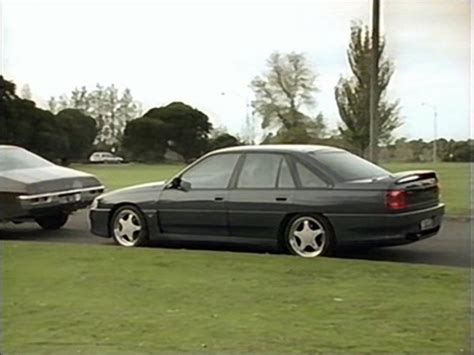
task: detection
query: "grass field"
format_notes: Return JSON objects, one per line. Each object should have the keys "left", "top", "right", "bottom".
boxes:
{"left": 2, "top": 242, "right": 469, "bottom": 354}
{"left": 78, "top": 162, "right": 470, "bottom": 216}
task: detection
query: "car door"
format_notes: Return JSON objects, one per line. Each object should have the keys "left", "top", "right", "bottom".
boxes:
{"left": 158, "top": 153, "right": 240, "bottom": 237}
{"left": 227, "top": 153, "right": 297, "bottom": 239}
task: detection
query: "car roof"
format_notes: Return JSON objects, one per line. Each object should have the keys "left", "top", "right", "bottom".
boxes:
{"left": 211, "top": 144, "right": 345, "bottom": 155}
{"left": 0, "top": 145, "right": 23, "bottom": 150}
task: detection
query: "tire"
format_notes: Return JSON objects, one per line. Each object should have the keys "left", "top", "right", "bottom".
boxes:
{"left": 283, "top": 214, "right": 334, "bottom": 258}
{"left": 110, "top": 205, "right": 149, "bottom": 247}
{"left": 35, "top": 213, "right": 69, "bottom": 230}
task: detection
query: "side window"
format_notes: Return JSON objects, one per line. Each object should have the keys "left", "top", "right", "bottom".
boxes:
{"left": 278, "top": 158, "right": 295, "bottom": 188}
{"left": 237, "top": 154, "right": 281, "bottom": 189}
{"left": 295, "top": 162, "right": 327, "bottom": 188}
{"left": 181, "top": 154, "right": 239, "bottom": 189}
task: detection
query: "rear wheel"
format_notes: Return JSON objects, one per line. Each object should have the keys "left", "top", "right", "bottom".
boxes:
{"left": 110, "top": 205, "right": 149, "bottom": 247}
{"left": 283, "top": 215, "right": 334, "bottom": 258}
{"left": 35, "top": 213, "right": 69, "bottom": 230}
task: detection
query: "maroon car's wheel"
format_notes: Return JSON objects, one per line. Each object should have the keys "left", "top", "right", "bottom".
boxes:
{"left": 110, "top": 205, "right": 149, "bottom": 247}
{"left": 35, "top": 213, "right": 69, "bottom": 230}
{"left": 284, "top": 215, "right": 334, "bottom": 257}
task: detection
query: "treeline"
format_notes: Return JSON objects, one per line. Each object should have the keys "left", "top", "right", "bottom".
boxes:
{"left": 0, "top": 78, "right": 97, "bottom": 163}
{"left": 379, "top": 138, "right": 473, "bottom": 163}
{"left": 1, "top": 76, "right": 472, "bottom": 164}
{"left": 0, "top": 77, "right": 241, "bottom": 164}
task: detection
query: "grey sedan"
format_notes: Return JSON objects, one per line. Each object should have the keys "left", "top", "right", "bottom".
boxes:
{"left": 89, "top": 145, "right": 444, "bottom": 258}
{"left": 0, "top": 145, "right": 104, "bottom": 230}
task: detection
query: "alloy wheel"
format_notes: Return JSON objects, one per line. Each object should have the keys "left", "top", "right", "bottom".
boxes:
{"left": 113, "top": 209, "right": 143, "bottom": 247}
{"left": 288, "top": 216, "right": 327, "bottom": 257}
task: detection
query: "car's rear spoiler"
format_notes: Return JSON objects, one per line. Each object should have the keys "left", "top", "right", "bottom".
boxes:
{"left": 392, "top": 170, "right": 438, "bottom": 185}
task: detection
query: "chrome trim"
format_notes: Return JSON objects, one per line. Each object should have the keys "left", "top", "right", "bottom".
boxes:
{"left": 18, "top": 186, "right": 105, "bottom": 201}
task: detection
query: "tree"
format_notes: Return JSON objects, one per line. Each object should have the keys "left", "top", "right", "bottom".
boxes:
{"left": 48, "top": 96, "right": 58, "bottom": 114}
{"left": 0, "top": 77, "right": 100, "bottom": 163}
{"left": 251, "top": 52, "right": 326, "bottom": 141}
{"left": 51, "top": 84, "right": 142, "bottom": 146}
{"left": 122, "top": 117, "right": 168, "bottom": 162}
{"left": 20, "top": 84, "right": 32, "bottom": 100}
{"left": 144, "top": 102, "right": 213, "bottom": 162}
{"left": 207, "top": 133, "right": 241, "bottom": 152}
{"left": 123, "top": 102, "right": 213, "bottom": 163}
{"left": 0, "top": 77, "right": 65, "bottom": 157}
{"left": 56, "top": 109, "right": 97, "bottom": 162}
{"left": 335, "top": 22, "right": 401, "bottom": 158}
{"left": 0, "top": 76, "right": 18, "bottom": 143}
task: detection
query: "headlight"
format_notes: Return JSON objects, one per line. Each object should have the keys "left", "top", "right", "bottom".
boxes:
{"left": 90, "top": 197, "right": 100, "bottom": 210}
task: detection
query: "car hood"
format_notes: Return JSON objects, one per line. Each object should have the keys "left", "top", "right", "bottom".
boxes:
{"left": 0, "top": 166, "right": 102, "bottom": 195}
{"left": 99, "top": 181, "right": 167, "bottom": 205}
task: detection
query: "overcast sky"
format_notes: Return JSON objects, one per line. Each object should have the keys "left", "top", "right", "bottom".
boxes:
{"left": 2, "top": 0, "right": 471, "bottom": 141}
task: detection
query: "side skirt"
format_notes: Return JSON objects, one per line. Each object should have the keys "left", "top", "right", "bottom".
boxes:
{"left": 150, "top": 231, "right": 275, "bottom": 247}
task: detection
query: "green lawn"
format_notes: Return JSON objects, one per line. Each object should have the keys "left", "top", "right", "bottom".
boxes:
{"left": 78, "top": 163, "right": 183, "bottom": 191}
{"left": 2, "top": 242, "right": 469, "bottom": 354}
{"left": 77, "top": 162, "right": 470, "bottom": 216}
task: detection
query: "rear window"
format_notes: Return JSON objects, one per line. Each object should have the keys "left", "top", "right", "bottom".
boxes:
{"left": 310, "top": 151, "right": 390, "bottom": 182}
{"left": 0, "top": 148, "right": 53, "bottom": 171}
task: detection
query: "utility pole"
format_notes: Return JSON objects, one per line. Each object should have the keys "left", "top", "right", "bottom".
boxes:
{"left": 369, "top": 0, "right": 380, "bottom": 162}
{"left": 422, "top": 102, "right": 438, "bottom": 163}
{"left": 221, "top": 91, "right": 255, "bottom": 144}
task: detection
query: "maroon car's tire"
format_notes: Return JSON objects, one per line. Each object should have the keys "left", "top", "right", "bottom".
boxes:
{"left": 35, "top": 213, "right": 69, "bottom": 230}
{"left": 283, "top": 214, "right": 335, "bottom": 258}
{"left": 110, "top": 205, "right": 149, "bottom": 247}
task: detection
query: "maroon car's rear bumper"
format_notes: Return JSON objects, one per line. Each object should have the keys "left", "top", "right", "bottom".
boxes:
{"left": 326, "top": 203, "right": 445, "bottom": 247}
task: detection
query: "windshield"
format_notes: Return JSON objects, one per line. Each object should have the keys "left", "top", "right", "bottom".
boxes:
{"left": 0, "top": 147, "right": 53, "bottom": 172}
{"left": 310, "top": 151, "right": 390, "bottom": 182}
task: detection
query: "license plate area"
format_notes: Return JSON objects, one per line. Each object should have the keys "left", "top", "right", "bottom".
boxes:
{"left": 420, "top": 218, "right": 434, "bottom": 231}
{"left": 60, "top": 193, "right": 81, "bottom": 203}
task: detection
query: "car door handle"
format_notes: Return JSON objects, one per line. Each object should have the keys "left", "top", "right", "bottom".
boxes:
{"left": 214, "top": 196, "right": 225, "bottom": 201}
{"left": 275, "top": 197, "right": 287, "bottom": 201}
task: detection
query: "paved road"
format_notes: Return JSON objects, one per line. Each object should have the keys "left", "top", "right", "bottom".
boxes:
{"left": 0, "top": 211, "right": 471, "bottom": 268}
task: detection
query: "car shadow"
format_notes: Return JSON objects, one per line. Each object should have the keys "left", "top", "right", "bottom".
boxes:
{"left": 0, "top": 223, "right": 468, "bottom": 268}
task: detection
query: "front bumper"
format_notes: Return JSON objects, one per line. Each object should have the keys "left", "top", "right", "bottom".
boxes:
{"left": 327, "top": 203, "right": 445, "bottom": 247}
{"left": 89, "top": 208, "right": 111, "bottom": 238}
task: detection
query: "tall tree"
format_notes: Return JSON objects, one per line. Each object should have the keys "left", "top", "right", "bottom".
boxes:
{"left": 251, "top": 52, "right": 325, "bottom": 139}
{"left": 335, "top": 22, "right": 401, "bottom": 157}
{"left": 20, "top": 84, "right": 33, "bottom": 100}
{"left": 51, "top": 84, "right": 141, "bottom": 146}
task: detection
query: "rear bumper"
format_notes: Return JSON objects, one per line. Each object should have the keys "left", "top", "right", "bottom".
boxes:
{"left": 19, "top": 186, "right": 104, "bottom": 213}
{"left": 327, "top": 203, "right": 445, "bottom": 247}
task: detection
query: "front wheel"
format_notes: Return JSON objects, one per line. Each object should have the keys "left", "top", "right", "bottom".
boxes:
{"left": 35, "top": 213, "right": 69, "bottom": 230}
{"left": 110, "top": 205, "right": 149, "bottom": 247}
{"left": 283, "top": 215, "right": 334, "bottom": 258}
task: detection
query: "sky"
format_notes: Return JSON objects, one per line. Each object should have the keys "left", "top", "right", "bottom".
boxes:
{"left": 1, "top": 0, "right": 471, "bottom": 141}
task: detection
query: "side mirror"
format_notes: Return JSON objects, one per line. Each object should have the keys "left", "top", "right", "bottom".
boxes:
{"left": 180, "top": 179, "right": 191, "bottom": 192}
{"left": 169, "top": 177, "right": 191, "bottom": 192}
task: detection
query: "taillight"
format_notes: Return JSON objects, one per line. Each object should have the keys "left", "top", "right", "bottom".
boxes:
{"left": 386, "top": 190, "right": 407, "bottom": 210}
